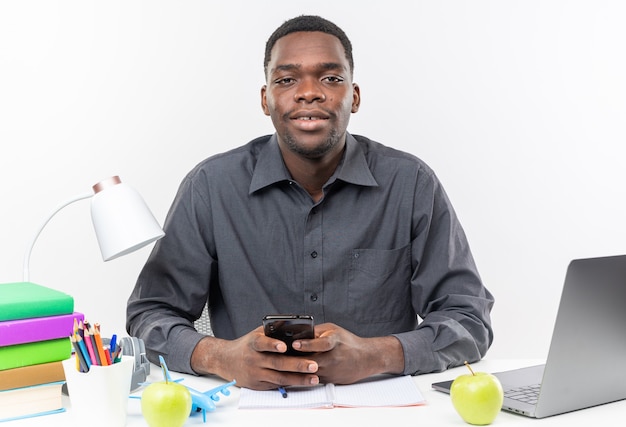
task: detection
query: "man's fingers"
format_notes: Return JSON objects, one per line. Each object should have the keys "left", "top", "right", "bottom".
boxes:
{"left": 253, "top": 331, "right": 288, "bottom": 353}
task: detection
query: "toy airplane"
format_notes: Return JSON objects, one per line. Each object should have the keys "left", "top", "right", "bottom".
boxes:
{"left": 133, "top": 355, "right": 236, "bottom": 423}
{"left": 158, "top": 355, "right": 236, "bottom": 422}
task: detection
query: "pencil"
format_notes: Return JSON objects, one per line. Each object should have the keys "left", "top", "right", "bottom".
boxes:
{"left": 72, "top": 318, "right": 80, "bottom": 371}
{"left": 75, "top": 334, "right": 92, "bottom": 368}
{"left": 77, "top": 320, "right": 85, "bottom": 339}
{"left": 70, "top": 335, "right": 89, "bottom": 372}
{"left": 93, "top": 323, "right": 109, "bottom": 366}
{"left": 104, "top": 347, "right": 113, "bottom": 365}
{"left": 84, "top": 328, "right": 100, "bottom": 365}
{"left": 113, "top": 344, "right": 123, "bottom": 363}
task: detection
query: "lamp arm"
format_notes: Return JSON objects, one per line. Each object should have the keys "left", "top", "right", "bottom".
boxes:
{"left": 22, "top": 191, "right": 94, "bottom": 282}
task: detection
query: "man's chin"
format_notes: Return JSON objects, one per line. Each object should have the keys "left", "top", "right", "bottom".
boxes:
{"left": 282, "top": 132, "right": 342, "bottom": 159}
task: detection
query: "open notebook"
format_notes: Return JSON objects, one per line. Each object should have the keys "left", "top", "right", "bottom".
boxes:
{"left": 239, "top": 375, "right": 425, "bottom": 409}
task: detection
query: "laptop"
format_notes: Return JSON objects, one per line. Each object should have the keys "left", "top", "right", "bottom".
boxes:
{"left": 432, "top": 254, "right": 626, "bottom": 418}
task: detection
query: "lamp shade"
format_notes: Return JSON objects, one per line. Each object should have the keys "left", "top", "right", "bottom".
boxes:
{"left": 91, "top": 176, "right": 165, "bottom": 261}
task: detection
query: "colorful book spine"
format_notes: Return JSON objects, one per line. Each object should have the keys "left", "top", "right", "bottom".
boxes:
{"left": 0, "top": 312, "right": 84, "bottom": 346}
{"left": 0, "top": 361, "right": 65, "bottom": 391}
{"left": 0, "top": 338, "right": 71, "bottom": 371}
{"left": 0, "top": 282, "right": 74, "bottom": 322}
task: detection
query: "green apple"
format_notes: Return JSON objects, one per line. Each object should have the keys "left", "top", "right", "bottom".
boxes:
{"left": 450, "top": 361, "right": 504, "bottom": 425}
{"left": 141, "top": 380, "right": 192, "bottom": 427}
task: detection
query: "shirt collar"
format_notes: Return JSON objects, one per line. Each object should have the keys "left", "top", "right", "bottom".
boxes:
{"left": 336, "top": 133, "right": 378, "bottom": 187}
{"left": 249, "top": 133, "right": 378, "bottom": 195}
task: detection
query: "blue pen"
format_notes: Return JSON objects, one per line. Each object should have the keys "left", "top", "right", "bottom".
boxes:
{"left": 109, "top": 334, "right": 117, "bottom": 357}
{"left": 278, "top": 387, "right": 288, "bottom": 398}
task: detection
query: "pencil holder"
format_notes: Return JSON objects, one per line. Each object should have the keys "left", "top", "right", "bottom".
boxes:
{"left": 62, "top": 355, "right": 133, "bottom": 427}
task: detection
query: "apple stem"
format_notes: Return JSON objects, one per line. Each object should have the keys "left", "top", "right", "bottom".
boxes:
{"left": 464, "top": 361, "right": 476, "bottom": 376}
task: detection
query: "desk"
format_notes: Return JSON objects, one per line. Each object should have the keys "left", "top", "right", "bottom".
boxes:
{"left": 7, "top": 359, "right": 626, "bottom": 426}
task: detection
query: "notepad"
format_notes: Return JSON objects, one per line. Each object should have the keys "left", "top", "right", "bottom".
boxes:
{"left": 239, "top": 375, "right": 426, "bottom": 409}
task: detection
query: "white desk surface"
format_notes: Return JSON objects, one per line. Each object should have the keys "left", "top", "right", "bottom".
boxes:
{"left": 7, "top": 358, "right": 626, "bottom": 426}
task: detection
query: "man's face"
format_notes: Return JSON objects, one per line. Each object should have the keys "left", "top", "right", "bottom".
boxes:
{"left": 261, "top": 31, "right": 360, "bottom": 159}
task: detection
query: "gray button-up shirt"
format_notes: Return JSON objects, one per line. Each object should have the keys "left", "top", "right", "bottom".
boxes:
{"left": 127, "top": 133, "right": 494, "bottom": 376}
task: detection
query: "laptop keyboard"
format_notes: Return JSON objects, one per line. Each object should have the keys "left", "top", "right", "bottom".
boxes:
{"left": 504, "top": 384, "right": 541, "bottom": 405}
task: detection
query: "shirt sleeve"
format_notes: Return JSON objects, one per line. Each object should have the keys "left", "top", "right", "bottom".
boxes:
{"left": 126, "top": 174, "right": 214, "bottom": 375}
{"left": 393, "top": 168, "right": 494, "bottom": 375}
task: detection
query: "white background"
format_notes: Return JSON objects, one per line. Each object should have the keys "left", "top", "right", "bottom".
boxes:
{"left": 1, "top": 1, "right": 625, "bottom": 361}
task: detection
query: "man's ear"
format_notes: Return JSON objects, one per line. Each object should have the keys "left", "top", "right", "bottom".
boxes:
{"left": 351, "top": 83, "right": 361, "bottom": 113}
{"left": 261, "top": 85, "right": 270, "bottom": 116}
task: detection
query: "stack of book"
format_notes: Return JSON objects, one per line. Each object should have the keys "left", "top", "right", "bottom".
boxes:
{"left": 0, "top": 281, "right": 84, "bottom": 422}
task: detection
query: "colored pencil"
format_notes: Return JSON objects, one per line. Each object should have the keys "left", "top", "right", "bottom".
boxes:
{"left": 93, "top": 324, "right": 108, "bottom": 366}
{"left": 113, "top": 344, "right": 122, "bottom": 363}
{"left": 104, "top": 348, "right": 113, "bottom": 365}
{"left": 77, "top": 320, "right": 85, "bottom": 339}
{"left": 75, "top": 334, "right": 92, "bottom": 368}
{"left": 70, "top": 335, "right": 89, "bottom": 372}
{"left": 83, "top": 328, "right": 99, "bottom": 365}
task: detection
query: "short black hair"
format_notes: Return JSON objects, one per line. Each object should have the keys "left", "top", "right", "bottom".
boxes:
{"left": 264, "top": 15, "right": 354, "bottom": 78}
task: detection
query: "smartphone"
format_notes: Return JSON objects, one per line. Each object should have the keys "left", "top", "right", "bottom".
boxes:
{"left": 263, "top": 314, "right": 315, "bottom": 355}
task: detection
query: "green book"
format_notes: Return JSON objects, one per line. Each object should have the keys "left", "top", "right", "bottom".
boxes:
{"left": 0, "top": 282, "right": 74, "bottom": 322}
{"left": 0, "top": 338, "right": 71, "bottom": 371}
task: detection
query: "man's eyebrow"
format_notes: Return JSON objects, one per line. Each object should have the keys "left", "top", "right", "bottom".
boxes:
{"left": 272, "top": 63, "right": 301, "bottom": 73}
{"left": 271, "top": 62, "right": 346, "bottom": 74}
{"left": 319, "top": 62, "right": 345, "bottom": 71}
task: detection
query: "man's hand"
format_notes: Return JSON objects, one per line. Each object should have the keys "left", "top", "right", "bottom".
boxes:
{"left": 292, "top": 323, "right": 405, "bottom": 385}
{"left": 191, "top": 326, "right": 320, "bottom": 390}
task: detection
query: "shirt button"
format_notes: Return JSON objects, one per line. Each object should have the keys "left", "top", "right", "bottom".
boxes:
{"left": 310, "top": 251, "right": 318, "bottom": 258}
{"left": 310, "top": 293, "right": 318, "bottom": 302}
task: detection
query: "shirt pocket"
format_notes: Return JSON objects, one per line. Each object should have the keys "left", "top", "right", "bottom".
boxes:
{"left": 348, "top": 244, "right": 412, "bottom": 324}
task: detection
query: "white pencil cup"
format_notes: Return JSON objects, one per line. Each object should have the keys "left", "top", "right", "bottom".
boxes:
{"left": 62, "top": 355, "right": 134, "bottom": 427}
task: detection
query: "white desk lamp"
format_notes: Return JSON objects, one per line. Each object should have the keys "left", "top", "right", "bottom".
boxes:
{"left": 22, "top": 175, "right": 164, "bottom": 282}
{"left": 3, "top": 175, "right": 163, "bottom": 391}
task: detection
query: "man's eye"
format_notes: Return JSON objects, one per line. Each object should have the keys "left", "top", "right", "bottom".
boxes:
{"left": 323, "top": 76, "right": 344, "bottom": 83}
{"left": 275, "top": 77, "right": 295, "bottom": 85}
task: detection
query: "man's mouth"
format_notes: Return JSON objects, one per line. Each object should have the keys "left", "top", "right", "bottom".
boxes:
{"left": 290, "top": 109, "right": 331, "bottom": 121}
{"left": 288, "top": 110, "right": 331, "bottom": 131}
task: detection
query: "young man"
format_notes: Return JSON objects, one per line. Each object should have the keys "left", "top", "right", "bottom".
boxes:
{"left": 127, "top": 15, "right": 494, "bottom": 391}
